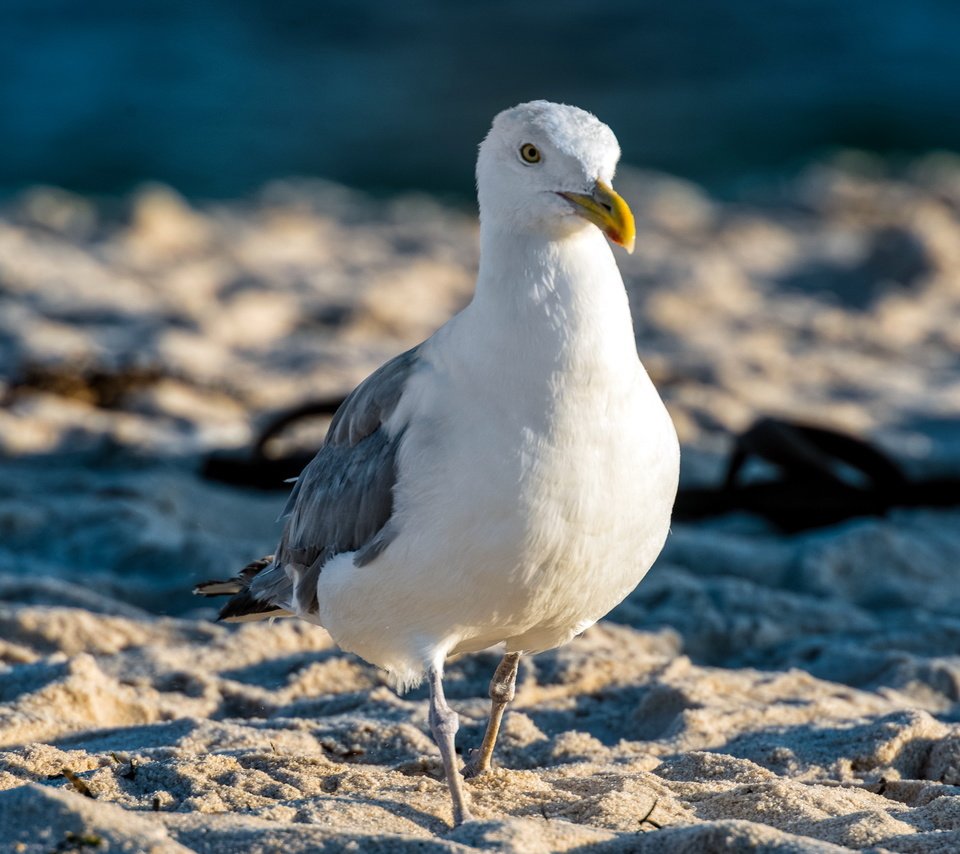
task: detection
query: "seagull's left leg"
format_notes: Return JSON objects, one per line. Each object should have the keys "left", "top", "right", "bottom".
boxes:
{"left": 427, "top": 664, "right": 474, "bottom": 825}
{"left": 465, "top": 651, "right": 521, "bottom": 778}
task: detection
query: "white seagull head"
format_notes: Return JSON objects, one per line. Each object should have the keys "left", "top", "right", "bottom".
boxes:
{"left": 476, "top": 100, "right": 635, "bottom": 253}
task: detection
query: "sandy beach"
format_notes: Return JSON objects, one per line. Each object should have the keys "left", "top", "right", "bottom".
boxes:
{"left": 2, "top": 159, "right": 960, "bottom": 851}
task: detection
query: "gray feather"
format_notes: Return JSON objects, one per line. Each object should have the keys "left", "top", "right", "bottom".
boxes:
{"left": 257, "top": 345, "right": 421, "bottom": 616}
{"left": 327, "top": 347, "right": 418, "bottom": 446}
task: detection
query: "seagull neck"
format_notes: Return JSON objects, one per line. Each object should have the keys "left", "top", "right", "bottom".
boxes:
{"left": 471, "top": 225, "right": 635, "bottom": 344}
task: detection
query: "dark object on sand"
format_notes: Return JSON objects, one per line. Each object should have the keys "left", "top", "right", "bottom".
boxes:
{"left": 201, "top": 399, "right": 343, "bottom": 489}
{"left": 675, "top": 417, "right": 959, "bottom": 532}
{"left": 202, "top": 408, "right": 958, "bottom": 533}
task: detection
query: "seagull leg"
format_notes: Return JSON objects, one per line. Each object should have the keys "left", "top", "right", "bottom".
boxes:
{"left": 427, "top": 665, "right": 473, "bottom": 825}
{"left": 465, "top": 652, "right": 520, "bottom": 778}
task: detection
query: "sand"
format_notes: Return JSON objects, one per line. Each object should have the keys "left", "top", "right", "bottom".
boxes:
{"left": 1, "top": 157, "right": 960, "bottom": 852}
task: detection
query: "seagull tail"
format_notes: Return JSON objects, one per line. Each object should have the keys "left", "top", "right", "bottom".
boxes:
{"left": 193, "top": 555, "right": 294, "bottom": 623}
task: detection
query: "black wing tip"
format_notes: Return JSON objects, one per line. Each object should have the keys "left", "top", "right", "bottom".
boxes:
{"left": 217, "top": 591, "right": 290, "bottom": 623}
{"left": 193, "top": 555, "right": 275, "bottom": 598}
{"left": 240, "top": 555, "right": 276, "bottom": 577}
{"left": 194, "top": 555, "right": 286, "bottom": 625}
{"left": 193, "top": 579, "right": 241, "bottom": 597}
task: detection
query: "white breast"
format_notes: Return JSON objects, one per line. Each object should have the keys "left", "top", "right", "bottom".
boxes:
{"left": 418, "top": 343, "right": 678, "bottom": 658}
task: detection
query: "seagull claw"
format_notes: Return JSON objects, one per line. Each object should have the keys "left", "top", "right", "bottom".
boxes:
{"left": 462, "top": 748, "right": 491, "bottom": 780}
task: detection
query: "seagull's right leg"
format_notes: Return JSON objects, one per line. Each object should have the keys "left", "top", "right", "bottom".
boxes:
{"left": 465, "top": 651, "right": 520, "bottom": 777}
{"left": 427, "top": 664, "right": 474, "bottom": 826}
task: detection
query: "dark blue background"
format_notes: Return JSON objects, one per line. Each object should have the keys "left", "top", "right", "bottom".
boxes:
{"left": 3, "top": 0, "right": 959, "bottom": 198}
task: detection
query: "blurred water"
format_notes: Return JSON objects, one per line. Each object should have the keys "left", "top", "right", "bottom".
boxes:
{"left": 3, "top": 0, "right": 960, "bottom": 198}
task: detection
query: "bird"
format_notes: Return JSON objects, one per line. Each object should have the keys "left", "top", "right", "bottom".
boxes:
{"left": 196, "top": 100, "right": 680, "bottom": 826}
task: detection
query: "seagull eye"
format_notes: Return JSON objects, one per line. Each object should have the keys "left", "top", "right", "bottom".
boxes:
{"left": 519, "top": 143, "right": 541, "bottom": 164}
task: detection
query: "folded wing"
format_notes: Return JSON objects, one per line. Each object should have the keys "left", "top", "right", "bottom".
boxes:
{"left": 196, "top": 345, "right": 421, "bottom": 622}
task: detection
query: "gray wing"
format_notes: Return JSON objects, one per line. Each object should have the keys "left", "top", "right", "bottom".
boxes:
{"left": 251, "top": 345, "right": 421, "bottom": 616}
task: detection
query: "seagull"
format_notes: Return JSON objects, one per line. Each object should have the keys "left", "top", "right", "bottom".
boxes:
{"left": 196, "top": 100, "right": 680, "bottom": 826}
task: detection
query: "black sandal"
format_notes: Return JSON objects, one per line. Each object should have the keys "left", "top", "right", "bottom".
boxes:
{"left": 675, "top": 417, "right": 959, "bottom": 532}
{"left": 201, "top": 398, "right": 344, "bottom": 490}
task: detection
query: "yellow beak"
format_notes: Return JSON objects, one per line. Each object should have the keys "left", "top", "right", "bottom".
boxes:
{"left": 558, "top": 180, "right": 636, "bottom": 253}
